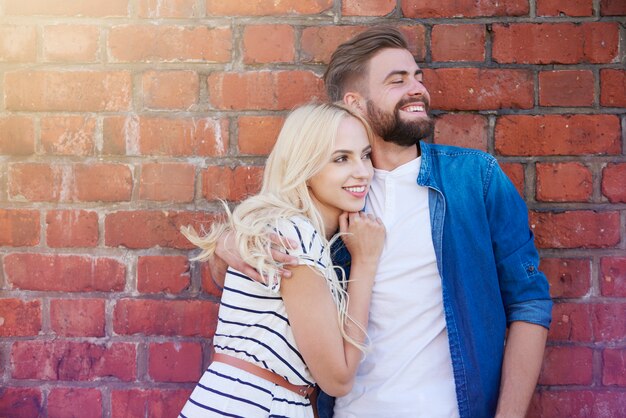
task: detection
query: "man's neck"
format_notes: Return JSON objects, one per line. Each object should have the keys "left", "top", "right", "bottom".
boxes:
{"left": 371, "top": 138, "right": 420, "bottom": 171}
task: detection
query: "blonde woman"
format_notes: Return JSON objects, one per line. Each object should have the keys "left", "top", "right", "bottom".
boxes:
{"left": 179, "top": 103, "right": 385, "bottom": 418}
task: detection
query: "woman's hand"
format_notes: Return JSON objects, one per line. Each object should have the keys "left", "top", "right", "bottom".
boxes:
{"left": 338, "top": 211, "right": 385, "bottom": 265}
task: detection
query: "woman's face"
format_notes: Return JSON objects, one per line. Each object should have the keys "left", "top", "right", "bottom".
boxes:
{"left": 308, "top": 116, "right": 373, "bottom": 234}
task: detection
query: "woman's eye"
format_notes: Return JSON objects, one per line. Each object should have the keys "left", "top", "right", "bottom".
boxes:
{"left": 362, "top": 152, "right": 372, "bottom": 160}
{"left": 334, "top": 156, "right": 347, "bottom": 163}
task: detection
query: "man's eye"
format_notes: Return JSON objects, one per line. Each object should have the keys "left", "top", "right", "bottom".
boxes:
{"left": 391, "top": 79, "right": 403, "bottom": 84}
{"left": 362, "top": 152, "right": 372, "bottom": 160}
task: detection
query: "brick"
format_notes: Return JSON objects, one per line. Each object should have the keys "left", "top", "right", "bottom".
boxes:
{"left": 548, "top": 303, "right": 592, "bottom": 342}
{"left": 137, "top": 255, "right": 190, "bottom": 294}
{"left": 4, "top": 0, "right": 129, "bottom": 16}
{"left": 108, "top": 25, "right": 231, "bottom": 62}
{"left": 499, "top": 163, "right": 524, "bottom": 197}
{"left": 537, "top": 0, "right": 593, "bottom": 16}
{"left": 4, "top": 253, "right": 126, "bottom": 292}
{"left": 431, "top": 25, "right": 485, "bottom": 62}
{"left": 137, "top": 0, "right": 200, "bottom": 17}
{"left": 48, "top": 388, "right": 102, "bottom": 418}
{"left": 601, "top": 0, "right": 626, "bottom": 15}
{"left": 111, "top": 389, "right": 190, "bottom": 418}
{"left": 202, "top": 166, "right": 264, "bottom": 201}
{"left": 0, "top": 25, "right": 37, "bottom": 62}
{"left": 243, "top": 25, "right": 294, "bottom": 64}
{"left": 342, "top": 0, "right": 395, "bottom": 16}
{"left": 9, "top": 163, "right": 63, "bottom": 202}
{"left": 536, "top": 162, "right": 593, "bottom": 202}
{"left": 208, "top": 70, "right": 325, "bottom": 110}
{"left": 113, "top": 299, "right": 218, "bottom": 337}
{"left": 602, "top": 163, "right": 626, "bottom": 203}
{"left": 130, "top": 116, "right": 229, "bottom": 157}
{"left": 0, "top": 387, "right": 42, "bottom": 418}
{"left": 402, "top": 0, "right": 528, "bottom": 17}
{"left": 139, "top": 163, "right": 195, "bottom": 202}
{"left": 425, "top": 68, "right": 533, "bottom": 111}
{"left": 539, "top": 70, "right": 595, "bottom": 107}
{"left": 75, "top": 164, "right": 133, "bottom": 202}
{"left": 0, "top": 116, "right": 35, "bottom": 155}
{"left": 0, "top": 299, "right": 41, "bottom": 337}
{"left": 238, "top": 115, "right": 284, "bottom": 155}
{"left": 50, "top": 298, "right": 105, "bottom": 337}
{"left": 0, "top": 209, "right": 40, "bottom": 246}
{"left": 603, "top": 349, "right": 626, "bottom": 386}
{"left": 495, "top": 115, "right": 621, "bottom": 156}
{"left": 540, "top": 258, "right": 591, "bottom": 298}
{"left": 433, "top": 113, "right": 488, "bottom": 151}
{"left": 11, "top": 341, "right": 136, "bottom": 381}
{"left": 593, "top": 303, "right": 626, "bottom": 342}
{"left": 41, "top": 116, "right": 96, "bottom": 156}
{"left": 148, "top": 342, "right": 202, "bottom": 382}
{"left": 205, "top": 0, "right": 332, "bottom": 15}
{"left": 105, "top": 210, "right": 215, "bottom": 249}
{"left": 492, "top": 23, "right": 619, "bottom": 64}
{"left": 600, "top": 257, "right": 626, "bottom": 297}
{"left": 200, "top": 261, "right": 225, "bottom": 298}
{"left": 42, "top": 25, "right": 100, "bottom": 62}
{"left": 142, "top": 70, "right": 199, "bottom": 110}
{"left": 600, "top": 69, "right": 626, "bottom": 107}
{"left": 46, "top": 210, "right": 99, "bottom": 248}
{"left": 530, "top": 211, "right": 620, "bottom": 249}
{"left": 528, "top": 391, "right": 626, "bottom": 418}
{"left": 5, "top": 71, "right": 131, "bottom": 111}
{"left": 538, "top": 346, "right": 593, "bottom": 385}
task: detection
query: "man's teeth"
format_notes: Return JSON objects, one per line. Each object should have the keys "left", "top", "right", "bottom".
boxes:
{"left": 403, "top": 105, "right": 424, "bottom": 112}
{"left": 344, "top": 186, "right": 365, "bottom": 193}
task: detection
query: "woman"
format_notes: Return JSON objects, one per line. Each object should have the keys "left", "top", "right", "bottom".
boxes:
{"left": 179, "top": 103, "right": 385, "bottom": 418}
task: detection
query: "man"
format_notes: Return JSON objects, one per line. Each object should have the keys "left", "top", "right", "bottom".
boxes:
{"left": 215, "top": 27, "right": 552, "bottom": 418}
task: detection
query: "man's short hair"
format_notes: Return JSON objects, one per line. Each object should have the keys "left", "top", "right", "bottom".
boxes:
{"left": 324, "top": 26, "right": 409, "bottom": 102}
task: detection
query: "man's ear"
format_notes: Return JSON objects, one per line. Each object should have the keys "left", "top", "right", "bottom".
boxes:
{"left": 343, "top": 92, "right": 365, "bottom": 113}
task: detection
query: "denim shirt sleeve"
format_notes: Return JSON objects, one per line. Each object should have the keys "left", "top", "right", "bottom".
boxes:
{"left": 484, "top": 160, "right": 552, "bottom": 329}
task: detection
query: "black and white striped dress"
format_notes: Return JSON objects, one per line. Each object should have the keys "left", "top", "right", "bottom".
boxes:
{"left": 179, "top": 217, "right": 329, "bottom": 418}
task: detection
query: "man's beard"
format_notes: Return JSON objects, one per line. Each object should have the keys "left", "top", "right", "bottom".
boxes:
{"left": 366, "top": 98, "right": 434, "bottom": 147}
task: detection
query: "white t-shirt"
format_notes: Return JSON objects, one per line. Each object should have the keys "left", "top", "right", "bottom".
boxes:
{"left": 334, "top": 157, "right": 459, "bottom": 417}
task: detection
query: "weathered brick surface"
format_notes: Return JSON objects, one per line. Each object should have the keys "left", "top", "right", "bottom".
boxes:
{"left": 1, "top": 1, "right": 624, "bottom": 416}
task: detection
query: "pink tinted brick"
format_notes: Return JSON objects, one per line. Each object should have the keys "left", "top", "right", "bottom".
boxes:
{"left": 137, "top": 256, "right": 190, "bottom": 294}
{"left": 142, "top": 70, "right": 199, "bottom": 110}
{"left": 137, "top": 0, "right": 200, "bottom": 17}
{"left": 50, "top": 298, "right": 105, "bottom": 337}
{"left": 0, "top": 388, "right": 42, "bottom": 418}
{"left": 342, "top": 0, "right": 396, "bottom": 16}
{"left": 540, "top": 258, "right": 591, "bottom": 298}
{"left": 601, "top": 0, "right": 626, "bottom": 15}
{"left": 200, "top": 262, "right": 225, "bottom": 298}
{"left": 0, "top": 25, "right": 37, "bottom": 62}
{"left": 433, "top": 113, "right": 488, "bottom": 151}
{"left": 74, "top": 163, "right": 133, "bottom": 202}
{"left": 42, "top": 25, "right": 100, "bottom": 62}
{"left": 0, "top": 116, "right": 35, "bottom": 155}
{"left": 593, "top": 303, "right": 626, "bottom": 342}
{"left": 205, "top": 0, "right": 332, "bottom": 15}
{"left": 202, "top": 166, "right": 264, "bottom": 201}
{"left": 4, "top": 0, "right": 129, "bottom": 17}
{"left": 538, "top": 346, "right": 593, "bottom": 385}
{"left": 46, "top": 210, "right": 99, "bottom": 248}
{"left": 113, "top": 299, "right": 218, "bottom": 337}
{"left": 600, "top": 69, "right": 626, "bottom": 107}
{"left": 600, "top": 257, "right": 626, "bottom": 297}
{"left": 537, "top": 0, "right": 593, "bottom": 16}
{"left": 11, "top": 341, "right": 136, "bottom": 381}
{"left": 4, "top": 253, "right": 126, "bottom": 292}
{"left": 548, "top": 303, "right": 592, "bottom": 342}
{"left": 402, "top": 0, "right": 529, "bottom": 18}
{"left": 500, "top": 163, "right": 525, "bottom": 197}
{"left": 243, "top": 25, "right": 295, "bottom": 64}
{"left": 48, "top": 388, "right": 102, "bottom": 417}
{"left": 602, "top": 349, "right": 626, "bottom": 386}
{"left": 530, "top": 211, "right": 621, "bottom": 249}
{"left": 111, "top": 389, "right": 190, "bottom": 418}
{"left": 148, "top": 342, "right": 202, "bottom": 382}
{"left": 0, "top": 209, "right": 40, "bottom": 247}
{"left": 529, "top": 391, "right": 626, "bottom": 418}
{"left": 431, "top": 25, "right": 485, "bottom": 62}
{"left": 0, "top": 299, "right": 42, "bottom": 337}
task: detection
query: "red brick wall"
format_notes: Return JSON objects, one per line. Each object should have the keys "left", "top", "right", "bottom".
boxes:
{"left": 0, "top": 1, "right": 624, "bottom": 416}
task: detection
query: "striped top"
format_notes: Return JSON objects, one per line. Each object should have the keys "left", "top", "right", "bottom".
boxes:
{"left": 214, "top": 216, "right": 328, "bottom": 387}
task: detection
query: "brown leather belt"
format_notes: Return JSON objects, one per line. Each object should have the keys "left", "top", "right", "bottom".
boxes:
{"left": 213, "top": 352, "right": 315, "bottom": 399}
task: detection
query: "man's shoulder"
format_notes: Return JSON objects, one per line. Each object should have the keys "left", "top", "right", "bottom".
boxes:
{"left": 422, "top": 142, "right": 497, "bottom": 166}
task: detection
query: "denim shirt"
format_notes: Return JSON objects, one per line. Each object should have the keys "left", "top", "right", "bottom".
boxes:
{"left": 320, "top": 142, "right": 553, "bottom": 418}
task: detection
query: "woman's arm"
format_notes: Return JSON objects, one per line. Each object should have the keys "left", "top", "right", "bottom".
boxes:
{"left": 280, "top": 212, "right": 384, "bottom": 396}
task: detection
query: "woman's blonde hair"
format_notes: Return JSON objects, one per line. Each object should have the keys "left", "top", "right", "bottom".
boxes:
{"left": 182, "top": 102, "right": 373, "bottom": 351}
